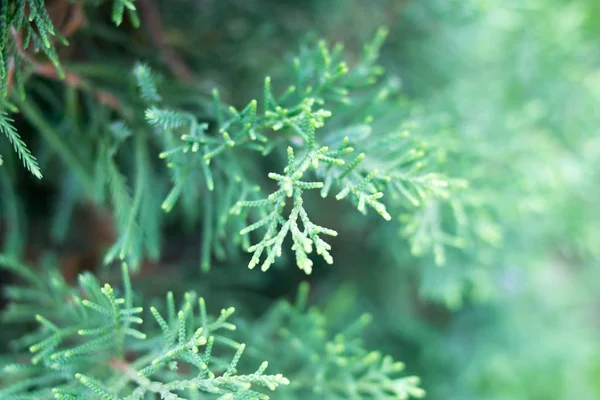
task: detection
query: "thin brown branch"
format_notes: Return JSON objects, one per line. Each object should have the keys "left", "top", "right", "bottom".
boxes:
{"left": 10, "top": 27, "right": 125, "bottom": 114}
{"left": 58, "top": 3, "right": 86, "bottom": 39}
{"left": 139, "top": 0, "right": 194, "bottom": 81}
{"left": 46, "top": 1, "right": 87, "bottom": 39}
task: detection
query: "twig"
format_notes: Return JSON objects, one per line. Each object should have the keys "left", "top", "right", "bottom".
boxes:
{"left": 48, "top": 1, "right": 87, "bottom": 39}
{"left": 139, "top": 0, "right": 194, "bottom": 81}
{"left": 9, "top": 27, "right": 126, "bottom": 114}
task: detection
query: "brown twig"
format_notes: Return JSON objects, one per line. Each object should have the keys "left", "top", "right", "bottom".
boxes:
{"left": 139, "top": 0, "right": 194, "bottom": 81}
{"left": 8, "top": 3, "right": 124, "bottom": 114}
{"left": 47, "top": 1, "right": 87, "bottom": 39}
{"left": 10, "top": 28, "right": 126, "bottom": 114}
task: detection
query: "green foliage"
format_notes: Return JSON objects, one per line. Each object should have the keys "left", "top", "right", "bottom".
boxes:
{"left": 0, "top": 255, "right": 423, "bottom": 399}
{"left": 129, "top": 28, "right": 453, "bottom": 273}
{"left": 0, "top": 1, "right": 599, "bottom": 400}
{"left": 0, "top": 110, "right": 41, "bottom": 178}
{"left": 111, "top": 0, "right": 140, "bottom": 28}
{"left": 0, "top": 0, "right": 139, "bottom": 178}
{"left": 238, "top": 146, "right": 339, "bottom": 273}
{"left": 0, "top": 257, "right": 289, "bottom": 399}
{"left": 239, "top": 282, "right": 425, "bottom": 399}
{"left": 0, "top": 0, "right": 66, "bottom": 97}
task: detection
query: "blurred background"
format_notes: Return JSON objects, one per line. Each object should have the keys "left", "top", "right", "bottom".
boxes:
{"left": 1, "top": 0, "right": 600, "bottom": 399}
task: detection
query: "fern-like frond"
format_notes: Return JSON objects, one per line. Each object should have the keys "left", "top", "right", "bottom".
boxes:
{"left": 241, "top": 282, "right": 426, "bottom": 399}
{"left": 238, "top": 147, "right": 338, "bottom": 274}
{"left": 0, "top": 260, "right": 289, "bottom": 399}
{"left": 0, "top": 110, "right": 41, "bottom": 178}
{"left": 130, "top": 29, "right": 396, "bottom": 272}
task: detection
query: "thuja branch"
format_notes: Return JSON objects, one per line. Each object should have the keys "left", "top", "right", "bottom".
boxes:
{"left": 1, "top": 260, "right": 289, "bottom": 399}
{"left": 138, "top": 29, "right": 394, "bottom": 273}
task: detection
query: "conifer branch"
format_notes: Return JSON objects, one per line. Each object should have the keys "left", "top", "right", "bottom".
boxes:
{"left": 238, "top": 146, "right": 338, "bottom": 273}
{"left": 0, "top": 260, "right": 289, "bottom": 399}
{"left": 134, "top": 29, "right": 397, "bottom": 272}
{"left": 0, "top": 110, "right": 41, "bottom": 178}
{"left": 241, "top": 282, "right": 426, "bottom": 399}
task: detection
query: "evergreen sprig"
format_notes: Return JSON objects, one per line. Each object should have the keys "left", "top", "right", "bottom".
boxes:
{"left": 133, "top": 29, "right": 395, "bottom": 273}
{"left": 0, "top": 0, "right": 139, "bottom": 178}
{"left": 240, "top": 282, "right": 426, "bottom": 399}
{"left": 0, "top": 258, "right": 289, "bottom": 399}
{"left": 0, "top": 110, "right": 41, "bottom": 178}
{"left": 238, "top": 146, "right": 340, "bottom": 274}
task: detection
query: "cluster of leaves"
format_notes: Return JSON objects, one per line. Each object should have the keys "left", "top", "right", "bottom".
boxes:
{"left": 0, "top": 255, "right": 289, "bottom": 399}
{"left": 0, "top": 17, "right": 449, "bottom": 391}
{"left": 0, "top": 256, "right": 425, "bottom": 400}
{"left": 316, "top": 77, "right": 470, "bottom": 268}
{"left": 238, "top": 282, "right": 425, "bottom": 399}
{"left": 128, "top": 26, "right": 462, "bottom": 274}
{"left": 0, "top": 1, "right": 464, "bottom": 276}
{"left": 118, "top": 31, "right": 400, "bottom": 272}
